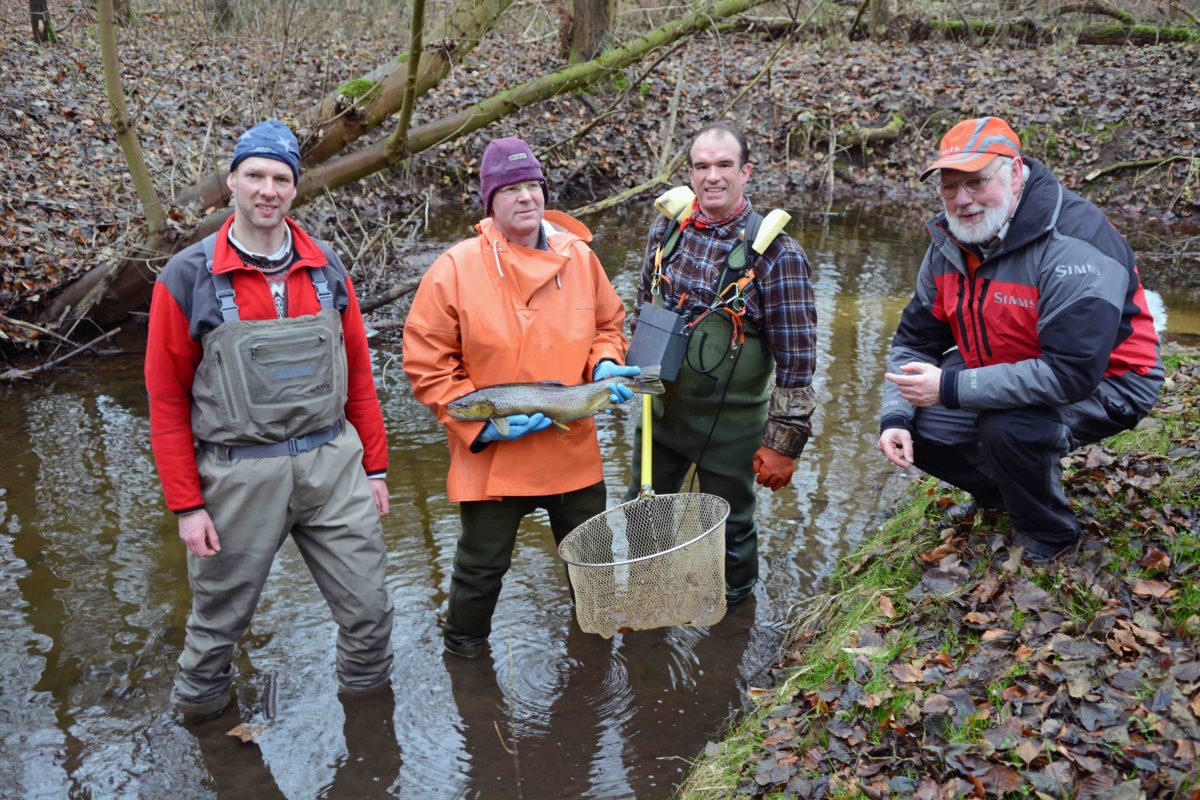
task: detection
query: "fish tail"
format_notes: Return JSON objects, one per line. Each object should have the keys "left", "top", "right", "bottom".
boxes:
{"left": 630, "top": 364, "right": 665, "bottom": 396}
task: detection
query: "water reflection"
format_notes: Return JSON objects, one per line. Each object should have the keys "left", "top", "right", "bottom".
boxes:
{"left": 0, "top": 202, "right": 1196, "bottom": 799}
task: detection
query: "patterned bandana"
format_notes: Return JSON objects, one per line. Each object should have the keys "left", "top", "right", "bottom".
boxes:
{"left": 689, "top": 196, "right": 748, "bottom": 229}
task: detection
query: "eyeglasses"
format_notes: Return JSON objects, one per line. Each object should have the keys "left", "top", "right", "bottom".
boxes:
{"left": 936, "top": 162, "right": 1006, "bottom": 199}
{"left": 497, "top": 181, "right": 542, "bottom": 198}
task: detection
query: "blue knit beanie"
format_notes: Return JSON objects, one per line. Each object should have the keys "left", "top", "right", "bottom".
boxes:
{"left": 230, "top": 119, "right": 301, "bottom": 182}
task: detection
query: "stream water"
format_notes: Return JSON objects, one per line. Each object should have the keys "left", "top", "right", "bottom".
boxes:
{"left": 0, "top": 201, "right": 1196, "bottom": 799}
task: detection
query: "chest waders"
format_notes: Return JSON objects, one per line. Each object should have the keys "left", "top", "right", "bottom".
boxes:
{"left": 173, "top": 234, "right": 395, "bottom": 708}
{"left": 189, "top": 234, "right": 349, "bottom": 455}
{"left": 625, "top": 208, "right": 779, "bottom": 603}
{"left": 647, "top": 208, "right": 773, "bottom": 477}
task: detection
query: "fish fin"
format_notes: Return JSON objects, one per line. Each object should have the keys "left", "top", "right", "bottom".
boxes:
{"left": 553, "top": 420, "right": 571, "bottom": 431}
{"left": 492, "top": 417, "right": 510, "bottom": 436}
{"left": 631, "top": 364, "right": 666, "bottom": 396}
{"left": 535, "top": 380, "right": 566, "bottom": 387}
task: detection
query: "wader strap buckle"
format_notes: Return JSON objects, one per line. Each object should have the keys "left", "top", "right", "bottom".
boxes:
{"left": 288, "top": 432, "right": 313, "bottom": 456}
{"left": 214, "top": 285, "right": 239, "bottom": 323}
{"left": 310, "top": 268, "right": 334, "bottom": 311}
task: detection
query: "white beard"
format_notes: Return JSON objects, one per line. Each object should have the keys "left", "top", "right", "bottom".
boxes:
{"left": 946, "top": 198, "right": 1011, "bottom": 244}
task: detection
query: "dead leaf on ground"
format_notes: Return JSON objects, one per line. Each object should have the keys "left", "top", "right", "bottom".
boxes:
{"left": 226, "top": 723, "right": 267, "bottom": 743}
{"left": 1131, "top": 579, "right": 1172, "bottom": 599}
{"left": 890, "top": 663, "right": 924, "bottom": 683}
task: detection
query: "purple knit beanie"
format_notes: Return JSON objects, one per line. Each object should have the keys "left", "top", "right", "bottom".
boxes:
{"left": 479, "top": 136, "right": 547, "bottom": 214}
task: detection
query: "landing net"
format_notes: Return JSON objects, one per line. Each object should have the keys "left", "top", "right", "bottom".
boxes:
{"left": 557, "top": 493, "right": 729, "bottom": 638}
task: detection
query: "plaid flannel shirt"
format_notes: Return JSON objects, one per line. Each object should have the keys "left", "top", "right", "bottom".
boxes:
{"left": 636, "top": 201, "right": 818, "bottom": 456}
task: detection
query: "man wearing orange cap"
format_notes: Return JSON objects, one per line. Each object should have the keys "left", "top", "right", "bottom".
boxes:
{"left": 878, "top": 116, "right": 1162, "bottom": 564}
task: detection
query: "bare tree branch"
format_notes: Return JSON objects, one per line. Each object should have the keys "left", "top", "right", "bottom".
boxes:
{"left": 387, "top": 0, "right": 427, "bottom": 156}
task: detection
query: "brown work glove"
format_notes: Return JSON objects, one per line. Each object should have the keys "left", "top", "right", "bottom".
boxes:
{"left": 753, "top": 445, "right": 795, "bottom": 492}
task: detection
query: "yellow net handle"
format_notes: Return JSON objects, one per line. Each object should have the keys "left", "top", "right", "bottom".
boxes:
{"left": 639, "top": 393, "right": 654, "bottom": 498}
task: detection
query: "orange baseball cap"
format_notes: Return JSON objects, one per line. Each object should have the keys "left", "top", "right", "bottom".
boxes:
{"left": 920, "top": 117, "right": 1021, "bottom": 181}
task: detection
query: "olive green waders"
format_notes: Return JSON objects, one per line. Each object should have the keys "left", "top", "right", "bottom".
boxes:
{"left": 624, "top": 313, "right": 771, "bottom": 603}
{"left": 444, "top": 480, "right": 607, "bottom": 649}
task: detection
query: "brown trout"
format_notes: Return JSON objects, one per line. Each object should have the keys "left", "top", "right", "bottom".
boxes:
{"left": 447, "top": 366, "right": 663, "bottom": 433}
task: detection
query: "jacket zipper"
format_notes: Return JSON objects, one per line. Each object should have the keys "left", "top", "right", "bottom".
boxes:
{"left": 976, "top": 278, "right": 993, "bottom": 361}
{"left": 954, "top": 274, "right": 971, "bottom": 354}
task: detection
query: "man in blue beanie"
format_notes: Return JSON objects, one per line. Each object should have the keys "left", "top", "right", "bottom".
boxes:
{"left": 146, "top": 119, "right": 395, "bottom": 721}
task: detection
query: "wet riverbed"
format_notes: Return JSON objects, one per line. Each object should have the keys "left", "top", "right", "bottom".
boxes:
{"left": 1, "top": 202, "right": 1196, "bottom": 799}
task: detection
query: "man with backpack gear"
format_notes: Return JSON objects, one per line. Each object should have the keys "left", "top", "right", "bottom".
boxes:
{"left": 145, "top": 120, "right": 395, "bottom": 722}
{"left": 624, "top": 123, "right": 818, "bottom": 605}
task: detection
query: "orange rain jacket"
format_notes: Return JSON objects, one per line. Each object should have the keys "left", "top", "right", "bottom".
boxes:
{"left": 402, "top": 211, "right": 628, "bottom": 502}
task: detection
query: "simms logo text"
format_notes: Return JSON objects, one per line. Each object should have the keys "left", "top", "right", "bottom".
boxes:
{"left": 1054, "top": 263, "right": 1098, "bottom": 277}
{"left": 992, "top": 292, "right": 1035, "bottom": 308}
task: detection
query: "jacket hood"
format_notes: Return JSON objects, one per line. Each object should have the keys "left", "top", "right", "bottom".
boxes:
{"left": 473, "top": 210, "right": 595, "bottom": 306}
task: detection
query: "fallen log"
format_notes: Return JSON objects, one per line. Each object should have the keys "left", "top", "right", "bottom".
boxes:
{"left": 1075, "top": 22, "right": 1199, "bottom": 44}
{"left": 0, "top": 327, "right": 122, "bottom": 382}
{"left": 1083, "top": 154, "right": 1194, "bottom": 182}
{"left": 923, "top": 16, "right": 1198, "bottom": 44}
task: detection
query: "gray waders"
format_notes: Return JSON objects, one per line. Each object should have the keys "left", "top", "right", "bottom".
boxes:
{"left": 624, "top": 311, "right": 771, "bottom": 603}
{"left": 175, "top": 236, "right": 394, "bottom": 708}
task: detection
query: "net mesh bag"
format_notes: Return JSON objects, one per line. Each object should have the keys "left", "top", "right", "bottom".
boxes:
{"left": 557, "top": 493, "right": 730, "bottom": 638}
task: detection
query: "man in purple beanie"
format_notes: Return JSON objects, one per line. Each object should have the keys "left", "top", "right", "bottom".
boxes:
{"left": 403, "top": 136, "right": 639, "bottom": 657}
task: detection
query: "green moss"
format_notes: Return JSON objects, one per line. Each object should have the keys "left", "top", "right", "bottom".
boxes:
{"left": 1043, "top": 130, "right": 1059, "bottom": 162}
{"left": 338, "top": 78, "right": 381, "bottom": 102}
{"left": 1090, "top": 22, "right": 1199, "bottom": 42}
{"left": 1135, "top": 24, "right": 1199, "bottom": 41}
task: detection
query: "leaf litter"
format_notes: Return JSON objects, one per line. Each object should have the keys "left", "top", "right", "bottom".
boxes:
{"left": 723, "top": 355, "right": 1200, "bottom": 798}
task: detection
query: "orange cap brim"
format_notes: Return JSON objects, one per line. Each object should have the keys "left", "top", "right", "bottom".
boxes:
{"left": 920, "top": 152, "right": 1003, "bottom": 182}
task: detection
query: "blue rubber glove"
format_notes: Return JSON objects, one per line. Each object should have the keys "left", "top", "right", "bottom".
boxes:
{"left": 593, "top": 361, "right": 640, "bottom": 405}
{"left": 477, "top": 412, "right": 553, "bottom": 443}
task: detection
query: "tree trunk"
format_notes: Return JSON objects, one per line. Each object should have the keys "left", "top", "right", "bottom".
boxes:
{"left": 211, "top": 0, "right": 233, "bottom": 30}
{"left": 87, "top": 0, "right": 166, "bottom": 325}
{"left": 386, "top": 0, "right": 426, "bottom": 153}
{"left": 42, "top": 0, "right": 771, "bottom": 328}
{"left": 30, "top": 0, "right": 55, "bottom": 43}
{"left": 563, "top": 0, "right": 617, "bottom": 63}
{"left": 98, "top": 0, "right": 163, "bottom": 234}
{"left": 1057, "top": 1, "right": 1135, "bottom": 25}
{"left": 869, "top": 0, "right": 890, "bottom": 38}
